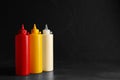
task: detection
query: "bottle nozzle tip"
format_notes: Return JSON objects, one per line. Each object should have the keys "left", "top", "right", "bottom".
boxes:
{"left": 21, "top": 24, "right": 24, "bottom": 29}
{"left": 33, "top": 24, "right": 37, "bottom": 29}
{"left": 45, "top": 24, "right": 48, "bottom": 29}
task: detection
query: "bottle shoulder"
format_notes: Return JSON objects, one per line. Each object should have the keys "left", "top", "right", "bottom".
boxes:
{"left": 42, "top": 34, "right": 53, "bottom": 36}
{"left": 16, "top": 34, "right": 29, "bottom": 36}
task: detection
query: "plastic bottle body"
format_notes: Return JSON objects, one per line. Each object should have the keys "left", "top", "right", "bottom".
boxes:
{"left": 15, "top": 34, "right": 30, "bottom": 76}
{"left": 42, "top": 34, "right": 53, "bottom": 71}
{"left": 30, "top": 33, "right": 42, "bottom": 73}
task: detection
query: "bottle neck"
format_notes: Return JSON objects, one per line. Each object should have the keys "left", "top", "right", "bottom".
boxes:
{"left": 18, "top": 24, "right": 27, "bottom": 34}
{"left": 31, "top": 24, "right": 40, "bottom": 34}
{"left": 43, "top": 29, "right": 50, "bottom": 34}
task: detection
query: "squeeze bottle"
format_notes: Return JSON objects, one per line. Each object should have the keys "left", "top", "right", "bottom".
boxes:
{"left": 30, "top": 24, "right": 42, "bottom": 73}
{"left": 42, "top": 24, "right": 53, "bottom": 71}
{"left": 15, "top": 24, "right": 30, "bottom": 76}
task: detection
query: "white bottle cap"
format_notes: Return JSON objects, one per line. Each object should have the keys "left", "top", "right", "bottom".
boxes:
{"left": 43, "top": 24, "right": 51, "bottom": 34}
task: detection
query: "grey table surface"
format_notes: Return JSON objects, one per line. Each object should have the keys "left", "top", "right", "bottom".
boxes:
{"left": 0, "top": 60, "right": 120, "bottom": 80}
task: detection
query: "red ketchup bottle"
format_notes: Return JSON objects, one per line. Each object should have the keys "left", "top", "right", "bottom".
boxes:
{"left": 15, "top": 24, "right": 30, "bottom": 76}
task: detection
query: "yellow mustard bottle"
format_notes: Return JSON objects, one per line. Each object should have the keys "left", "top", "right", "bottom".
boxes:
{"left": 30, "top": 24, "right": 42, "bottom": 73}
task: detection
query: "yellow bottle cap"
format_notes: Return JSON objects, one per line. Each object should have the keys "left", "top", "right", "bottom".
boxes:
{"left": 31, "top": 24, "right": 39, "bottom": 34}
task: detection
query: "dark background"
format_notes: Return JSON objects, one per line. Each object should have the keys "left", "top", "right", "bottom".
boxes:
{"left": 2, "top": 0, "right": 120, "bottom": 79}
{"left": 7, "top": 0, "right": 120, "bottom": 64}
